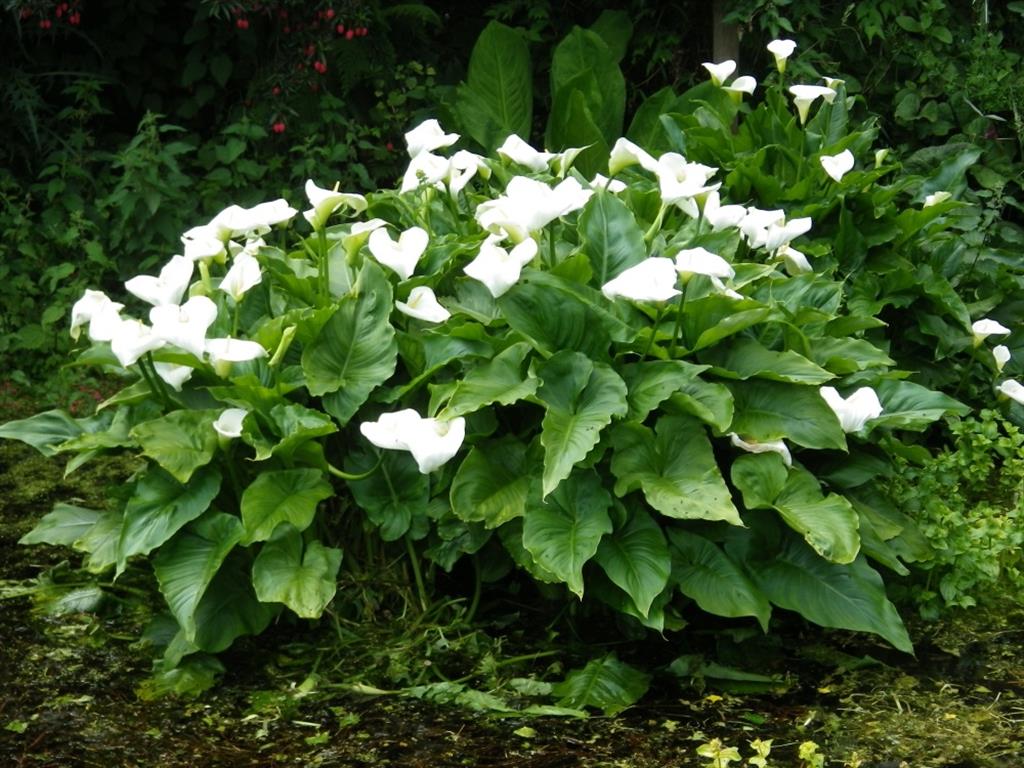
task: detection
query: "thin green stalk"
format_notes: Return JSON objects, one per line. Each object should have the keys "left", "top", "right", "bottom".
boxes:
{"left": 318, "top": 228, "right": 330, "bottom": 300}
{"left": 547, "top": 223, "right": 557, "bottom": 268}
{"left": 326, "top": 459, "right": 381, "bottom": 481}
{"left": 644, "top": 202, "right": 668, "bottom": 243}
{"left": 642, "top": 304, "right": 666, "bottom": 359}
{"left": 138, "top": 353, "right": 171, "bottom": 408}
{"left": 198, "top": 260, "right": 213, "bottom": 294}
{"left": 669, "top": 286, "right": 687, "bottom": 358}
{"left": 465, "top": 555, "right": 483, "bottom": 623}
{"left": 404, "top": 534, "right": 429, "bottom": 613}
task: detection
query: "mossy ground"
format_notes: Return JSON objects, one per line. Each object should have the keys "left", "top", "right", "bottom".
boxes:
{"left": 1, "top": 439, "right": 1022, "bottom": 767}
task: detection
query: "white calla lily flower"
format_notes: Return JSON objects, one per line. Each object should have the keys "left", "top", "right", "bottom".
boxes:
{"left": 497, "top": 134, "right": 554, "bottom": 172}
{"left": 763, "top": 216, "right": 813, "bottom": 253}
{"left": 213, "top": 408, "right": 248, "bottom": 439}
{"left": 206, "top": 337, "right": 268, "bottom": 377}
{"left": 924, "top": 191, "right": 952, "bottom": 208}
{"left": 767, "top": 39, "right": 797, "bottom": 72}
{"left": 820, "top": 386, "right": 884, "bottom": 432}
{"left": 181, "top": 230, "right": 227, "bottom": 263}
{"left": 396, "top": 286, "right": 451, "bottom": 323}
{"left": 702, "top": 59, "right": 737, "bottom": 86}
{"left": 994, "top": 345, "right": 1011, "bottom": 372}
{"left": 447, "top": 150, "right": 491, "bottom": 196}
{"left": 405, "top": 119, "right": 459, "bottom": 158}
{"left": 972, "top": 318, "right": 1012, "bottom": 345}
{"left": 153, "top": 362, "right": 194, "bottom": 391}
{"left": 654, "top": 154, "right": 720, "bottom": 214}
{"left": 400, "top": 151, "right": 450, "bottom": 194}
{"left": 303, "top": 179, "right": 367, "bottom": 229}
{"left": 608, "top": 137, "right": 659, "bottom": 176}
{"left": 110, "top": 319, "right": 166, "bottom": 368}
{"left": 590, "top": 174, "right": 628, "bottom": 194}
{"left": 464, "top": 236, "right": 538, "bottom": 298}
{"left": 998, "top": 379, "right": 1024, "bottom": 405}
{"left": 360, "top": 409, "right": 466, "bottom": 473}
{"left": 219, "top": 251, "right": 263, "bottom": 302}
{"left": 729, "top": 433, "right": 792, "bottom": 467}
{"left": 149, "top": 296, "right": 219, "bottom": 359}
{"left": 367, "top": 226, "right": 430, "bottom": 281}
{"left": 702, "top": 191, "right": 747, "bottom": 232}
{"left": 70, "top": 289, "right": 124, "bottom": 342}
{"left": 723, "top": 75, "right": 757, "bottom": 101}
{"left": 820, "top": 149, "right": 855, "bottom": 183}
{"left": 125, "top": 255, "right": 194, "bottom": 307}
{"left": 778, "top": 245, "right": 813, "bottom": 275}
{"left": 738, "top": 207, "right": 787, "bottom": 248}
{"left": 789, "top": 84, "right": 837, "bottom": 124}
{"left": 674, "top": 247, "right": 735, "bottom": 280}
{"left": 601, "top": 257, "right": 681, "bottom": 303}
{"left": 475, "top": 176, "right": 593, "bottom": 243}
{"left": 342, "top": 218, "right": 388, "bottom": 254}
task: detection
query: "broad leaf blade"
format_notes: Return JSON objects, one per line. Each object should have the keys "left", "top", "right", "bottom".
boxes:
{"left": 252, "top": 524, "right": 342, "bottom": 618}
{"left": 553, "top": 654, "right": 650, "bottom": 715}
{"left": 130, "top": 409, "right": 219, "bottom": 483}
{"left": 239, "top": 469, "right": 333, "bottom": 545}
{"left": 594, "top": 507, "right": 671, "bottom": 618}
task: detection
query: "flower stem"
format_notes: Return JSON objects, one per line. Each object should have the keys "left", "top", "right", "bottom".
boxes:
{"left": 404, "top": 534, "right": 429, "bottom": 612}
{"left": 669, "top": 286, "right": 687, "bottom": 358}
{"left": 642, "top": 304, "right": 667, "bottom": 359}
{"left": 326, "top": 459, "right": 381, "bottom": 481}
{"left": 138, "top": 353, "right": 171, "bottom": 408}
{"left": 644, "top": 202, "right": 668, "bottom": 244}
{"left": 318, "top": 228, "right": 330, "bottom": 300}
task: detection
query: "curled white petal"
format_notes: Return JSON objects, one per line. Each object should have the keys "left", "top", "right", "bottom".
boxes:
{"left": 464, "top": 237, "right": 538, "bottom": 298}
{"left": 997, "top": 379, "right": 1024, "bottom": 405}
{"left": 153, "top": 362, "right": 194, "bottom": 391}
{"left": 820, "top": 386, "right": 884, "bottom": 433}
{"left": 303, "top": 179, "right": 367, "bottom": 229}
{"left": 368, "top": 226, "right": 429, "bottom": 281}
{"left": 110, "top": 319, "right": 166, "bottom": 368}
{"left": 360, "top": 409, "right": 466, "bottom": 473}
{"left": 405, "top": 119, "right": 459, "bottom": 158}
{"left": 924, "top": 191, "right": 952, "bottom": 208}
{"left": 609, "top": 137, "right": 659, "bottom": 176}
{"left": 219, "top": 251, "right": 263, "bottom": 302}
{"left": 213, "top": 408, "right": 248, "bottom": 439}
{"left": 820, "top": 150, "right": 855, "bottom": 183}
{"left": 70, "top": 289, "right": 124, "bottom": 342}
{"left": 972, "top": 318, "right": 1012, "bottom": 344}
{"left": 723, "top": 75, "right": 757, "bottom": 97}
{"left": 497, "top": 134, "right": 554, "bottom": 172}
{"left": 396, "top": 286, "right": 451, "bottom": 323}
{"left": 401, "top": 151, "right": 450, "bottom": 194}
{"left": 601, "top": 257, "right": 681, "bottom": 303}
{"left": 778, "top": 245, "right": 813, "bottom": 275}
{"left": 767, "top": 39, "right": 797, "bottom": 72}
{"left": 674, "top": 247, "right": 735, "bottom": 279}
{"left": 994, "top": 344, "right": 1011, "bottom": 372}
{"left": 125, "top": 255, "right": 194, "bottom": 307}
{"left": 702, "top": 59, "right": 736, "bottom": 86}
{"left": 729, "top": 433, "right": 792, "bottom": 467}
{"left": 206, "top": 337, "right": 267, "bottom": 362}
{"left": 150, "top": 296, "right": 219, "bottom": 359}
{"left": 789, "top": 84, "right": 837, "bottom": 124}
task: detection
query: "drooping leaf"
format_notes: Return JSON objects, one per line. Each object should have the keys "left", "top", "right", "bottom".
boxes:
{"left": 189, "top": 550, "right": 277, "bottom": 652}
{"left": 19, "top": 503, "right": 106, "bottom": 546}
{"left": 610, "top": 415, "right": 742, "bottom": 525}
{"left": 869, "top": 379, "right": 969, "bottom": 431}
{"left": 553, "top": 654, "right": 651, "bottom": 715}
{"left": 117, "top": 465, "right": 222, "bottom": 574}
{"left": 703, "top": 338, "right": 834, "bottom": 385}
{"left": 130, "top": 409, "right": 220, "bottom": 483}
{"left": 537, "top": 351, "right": 628, "bottom": 497}
{"left": 302, "top": 260, "right": 398, "bottom": 424}
{"left": 578, "top": 190, "right": 648, "bottom": 290}
{"left": 730, "top": 452, "right": 789, "bottom": 510}
{"left": 252, "top": 523, "right": 342, "bottom": 618}
{"left": 154, "top": 513, "right": 244, "bottom": 641}
{"left": 0, "top": 409, "right": 84, "bottom": 456}
{"left": 727, "top": 380, "right": 847, "bottom": 450}
{"left": 619, "top": 360, "right": 712, "bottom": 421}
{"left": 345, "top": 447, "right": 428, "bottom": 541}
{"left": 772, "top": 467, "right": 861, "bottom": 564}
{"left": 438, "top": 342, "right": 538, "bottom": 419}
{"left": 239, "top": 468, "right": 333, "bottom": 545}
{"left": 745, "top": 535, "right": 913, "bottom": 653}
{"left": 522, "top": 471, "right": 612, "bottom": 597}
{"left": 450, "top": 437, "right": 536, "bottom": 528}
{"left": 594, "top": 506, "right": 671, "bottom": 617}
{"left": 669, "top": 529, "right": 771, "bottom": 631}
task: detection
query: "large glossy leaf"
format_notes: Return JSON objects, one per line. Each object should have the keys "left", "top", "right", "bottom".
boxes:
{"left": 589, "top": 9, "right": 632, "bottom": 64}
{"left": 438, "top": 342, "right": 538, "bottom": 419}
{"left": 450, "top": 437, "right": 536, "bottom": 528}
{"left": 19, "top": 503, "right": 106, "bottom": 546}
{"left": 190, "top": 550, "right": 277, "bottom": 653}
{"left": 610, "top": 415, "right": 742, "bottom": 525}
{"left": 522, "top": 471, "right": 613, "bottom": 597}
{"left": 730, "top": 452, "right": 789, "bottom": 510}
{"left": 745, "top": 535, "right": 913, "bottom": 653}
{"left": 548, "top": 27, "right": 624, "bottom": 145}
{"left": 454, "top": 21, "right": 532, "bottom": 150}
{"left": 537, "top": 351, "right": 628, "bottom": 497}
{"left": 498, "top": 272, "right": 614, "bottom": 360}
{"left": 869, "top": 379, "right": 969, "bottom": 431}
{"left": 250, "top": 402, "right": 338, "bottom": 461}
{"left": 130, "top": 409, "right": 219, "bottom": 483}
{"left": 546, "top": 85, "right": 610, "bottom": 179}
{"left": 683, "top": 296, "right": 774, "bottom": 352}
{"left": 703, "top": 338, "right": 834, "bottom": 385}
{"left": 668, "top": 529, "right": 771, "bottom": 631}
{"left": 553, "top": 654, "right": 650, "bottom": 715}
{"left": 302, "top": 260, "right": 397, "bottom": 424}
{"left": 346, "top": 448, "right": 428, "bottom": 541}
{"left": 239, "top": 468, "right": 333, "bottom": 545}
{"left": 0, "top": 409, "right": 84, "bottom": 456}
{"left": 579, "top": 190, "right": 647, "bottom": 288}
{"left": 117, "top": 466, "right": 222, "bottom": 575}
{"left": 154, "top": 512, "right": 244, "bottom": 641}
{"left": 619, "top": 360, "right": 712, "bottom": 421}
{"left": 594, "top": 506, "right": 671, "bottom": 617}
{"left": 728, "top": 380, "right": 847, "bottom": 450}
{"left": 773, "top": 468, "right": 860, "bottom": 564}
{"left": 252, "top": 524, "right": 342, "bottom": 618}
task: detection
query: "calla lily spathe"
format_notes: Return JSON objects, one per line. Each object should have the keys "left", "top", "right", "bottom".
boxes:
{"left": 820, "top": 150, "right": 855, "bottom": 183}
{"left": 154, "top": 362, "right": 193, "bottom": 391}
{"left": 463, "top": 236, "right": 538, "bottom": 298}
{"left": 360, "top": 409, "right": 466, "bottom": 473}
{"left": 150, "top": 296, "right": 219, "bottom": 359}
{"left": 702, "top": 191, "right": 747, "bottom": 232}
{"left": 729, "top": 433, "right": 792, "bottom": 467}
{"left": 303, "top": 179, "right": 367, "bottom": 229}
{"left": 395, "top": 286, "right": 451, "bottom": 323}
{"left": 997, "top": 379, "right": 1024, "bottom": 405}
{"left": 789, "top": 84, "right": 837, "bottom": 124}
{"left": 110, "top": 319, "right": 165, "bottom": 368}
{"left": 972, "top": 318, "right": 1011, "bottom": 345}
{"left": 497, "top": 134, "right": 554, "bottom": 172}
{"left": 994, "top": 345, "right": 1011, "bottom": 372}
{"left": 475, "top": 176, "right": 593, "bottom": 243}
{"left": 601, "top": 257, "right": 681, "bottom": 303}
{"left": 702, "top": 59, "right": 736, "bottom": 86}
{"left": 723, "top": 75, "right": 757, "bottom": 101}
{"left": 778, "top": 245, "right": 813, "bottom": 275}
{"left": 767, "top": 39, "right": 797, "bottom": 72}
{"left": 124, "top": 255, "right": 194, "bottom": 307}
{"left": 206, "top": 337, "right": 267, "bottom": 378}
{"left": 405, "top": 119, "right": 459, "bottom": 158}
{"left": 368, "top": 226, "right": 429, "bottom": 281}
{"left": 70, "top": 289, "right": 124, "bottom": 342}
{"left": 608, "top": 138, "right": 659, "bottom": 176}
{"left": 219, "top": 251, "right": 263, "bottom": 302}
{"left": 213, "top": 408, "right": 248, "bottom": 439}
{"left": 924, "top": 191, "right": 952, "bottom": 208}
{"left": 819, "top": 386, "right": 883, "bottom": 432}
{"left": 674, "top": 247, "right": 735, "bottom": 280}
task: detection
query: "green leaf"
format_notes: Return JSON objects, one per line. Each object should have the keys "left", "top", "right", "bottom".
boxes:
{"left": 19, "top": 503, "right": 106, "bottom": 546}
{"left": 746, "top": 535, "right": 912, "bottom": 652}
{"left": 0, "top": 409, "right": 84, "bottom": 456}
{"left": 669, "top": 530, "right": 771, "bottom": 631}
{"left": 537, "top": 352, "right": 628, "bottom": 496}
{"left": 553, "top": 654, "right": 650, "bottom": 715}
{"left": 869, "top": 379, "right": 969, "bottom": 431}
{"left": 190, "top": 550, "right": 277, "bottom": 652}
{"left": 685, "top": 297, "right": 774, "bottom": 351}
{"left": 252, "top": 524, "right": 342, "bottom": 618}
{"left": 626, "top": 86, "right": 679, "bottom": 154}
{"left": 610, "top": 415, "right": 742, "bottom": 526}
{"left": 498, "top": 271, "right": 614, "bottom": 360}
{"left": 249, "top": 402, "right": 338, "bottom": 461}
{"left": 117, "top": 466, "right": 222, "bottom": 575}
{"left": 549, "top": 27, "right": 624, "bottom": 145}
{"left": 546, "top": 86, "right": 611, "bottom": 178}
{"left": 522, "top": 471, "right": 613, "bottom": 597}
{"left": 578, "top": 190, "right": 647, "bottom": 288}
{"left": 589, "top": 9, "right": 632, "bottom": 63}
{"left": 455, "top": 21, "right": 532, "bottom": 150}
{"left": 594, "top": 507, "right": 671, "bottom": 617}
{"left": 130, "top": 409, "right": 219, "bottom": 483}
{"left": 450, "top": 437, "right": 535, "bottom": 528}
{"left": 730, "top": 452, "right": 789, "bottom": 510}
{"left": 773, "top": 468, "right": 861, "bottom": 564}
{"left": 302, "top": 260, "right": 398, "bottom": 424}
{"left": 346, "top": 448, "right": 428, "bottom": 541}
{"left": 703, "top": 338, "right": 834, "bottom": 385}
{"left": 209, "top": 53, "right": 232, "bottom": 87}
{"left": 438, "top": 342, "right": 538, "bottom": 419}
{"left": 728, "top": 380, "right": 847, "bottom": 450}
{"left": 154, "top": 513, "right": 244, "bottom": 641}
{"left": 239, "top": 469, "right": 333, "bottom": 545}
{"left": 619, "top": 360, "right": 712, "bottom": 421}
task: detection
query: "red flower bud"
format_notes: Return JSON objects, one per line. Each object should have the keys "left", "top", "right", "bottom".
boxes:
{"left": 336, "top": 23, "right": 345, "bottom": 34}
{"left": 272, "top": 121, "right": 286, "bottom": 134}
{"left": 69, "top": 12, "right": 80, "bottom": 24}
{"left": 236, "top": 17, "right": 249, "bottom": 29}
{"left": 272, "top": 85, "right": 282, "bottom": 96}
{"left": 325, "top": 8, "right": 335, "bottom": 19}
{"left": 386, "top": 141, "right": 394, "bottom": 152}
{"left": 345, "top": 28, "right": 354, "bottom": 40}
{"left": 360, "top": 26, "right": 369, "bottom": 36}
{"left": 305, "top": 43, "right": 316, "bottom": 57}
{"left": 313, "top": 60, "right": 327, "bottom": 74}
